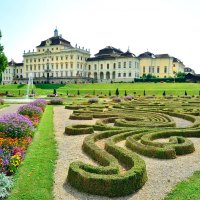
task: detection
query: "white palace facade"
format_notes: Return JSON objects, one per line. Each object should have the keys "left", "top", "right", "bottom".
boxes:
{"left": 1, "top": 29, "right": 185, "bottom": 84}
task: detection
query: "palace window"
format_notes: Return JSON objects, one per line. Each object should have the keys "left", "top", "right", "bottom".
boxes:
{"left": 152, "top": 66, "right": 154, "bottom": 73}
{"left": 66, "top": 71, "right": 68, "bottom": 76}
{"left": 129, "top": 72, "right": 132, "bottom": 77}
{"left": 34, "top": 65, "right": 36, "bottom": 70}
{"left": 123, "top": 73, "right": 126, "bottom": 77}
{"left": 107, "top": 64, "right": 109, "bottom": 69}
{"left": 113, "top": 63, "right": 116, "bottom": 69}
{"left": 94, "top": 64, "right": 97, "bottom": 70}
{"left": 124, "top": 62, "right": 126, "bottom": 68}
{"left": 61, "top": 72, "right": 63, "bottom": 77}
{"left": 43, "top": 64, "right": 45, "bottom": 70}
{"left": 66, "top": 63, "right": 68, "bottom": 69}
{"left": 143, "top": 66, "right": 145, "bottom": 73}
{"left": 56, "top": 64, "right": 58, "bottom": 70}
{"left": 26, "top": 65, "right": 28, "bottom": 71}
{"left": 101, "top": 64, "right": 103, "bottom": 69}
{"left": 70, "top": 55, "right": 73, "bottom": 60}
{"left": 61, "top": 64, "right": 63, "bottom": 69}
{"left": 34, "top": 59, "right": 36, "bottom": 62}
{"left": 26, "top": 59, "right": 28, "bottom": 63}
{"left": 56, "top": 57, "right": 58, "bottom": 61}
{"left": 30, "top": 65, "right": 32, "bottom": 71}
{"left": 30, "top": 59, "right": 32, "bottom": 63}
{"left": 164, "top": 66, "right": 167, "bottom": 73}
{"left": 38, "top": 58, "right": 40, "bottom": 62}
{"left": 51, "top": 57, "right": 54, "bottom": 61}
{"left": 129, "top": 61, "right": 132, "bottom": 68}
{"left": 66, "top": 55, "right": 68, "bottom": 60}
{"left": 52, "top": 64, "right": 54, "bottom": 70}
{"left": 71, "top": 63, "right": 73, "bottom": 69}
{"left": 118, "top": 62, "right": 121, "bottom": 68}
{"left": 88, "top": 65, "right": 91, "bottom": 70}
{"left": 38, "top": 64, "right": 40, "bottom": 70}
{"left": 61, "top": 56, "right": 63, "bottom": 60}
{"left": 118, "top": 73, "right": 121, "bottom": 77}
{"left": 157, "top": 66, "right": 160, "bottom": 73}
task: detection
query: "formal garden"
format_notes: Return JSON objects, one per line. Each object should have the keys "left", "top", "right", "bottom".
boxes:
{"left": 0, "top": 84, "right": 200, "bottom": 199}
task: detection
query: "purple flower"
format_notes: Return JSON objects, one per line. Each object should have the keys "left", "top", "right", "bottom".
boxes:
{"left": 49, "top": 98, "right": 64, "bottom": 105}
{"left": 0, "top": 113, "right": 33, "bottom": 138}
{"left": 30, "top": 99, "right": 47, "bottom": 110}
{"left": 18, "top": 104, "right": 43, "bottom": 117}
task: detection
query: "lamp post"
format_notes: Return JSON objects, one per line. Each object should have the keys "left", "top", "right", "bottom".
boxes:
{"left": 173, "top": 71, "right": 176, "bottom": 83}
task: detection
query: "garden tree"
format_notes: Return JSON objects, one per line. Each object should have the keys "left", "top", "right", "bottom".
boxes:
{"left": 115, "top": 88, "right": 119, "bottom": 96}
{"left": 77, "top": 90, "right": 80, "bottom": 95}
{"left": 53, "top": 89, "right": 57, "bottom": 95}
{"left": 144, "top": 90, "right": 146, "bottom": 96}
{"left": 185, "top": 90, "right": 187, "bottom": 96}
{"left": 67, "top": 90, "right": 68, "bottom": 95}
{"left": 0, "top": 31, "right": 8, "bottom": 82}
{"left": 176, "top": 72, "right": 186, "bottom": 78}
{"left": 124, "top": 90, "right": 127, "bottom": 96}
{"left": 109, "top": 90, "right": 111, "bottom": 96}
{"left": 163, "top": 91, "right": 166, "bottom": 96}
{"left": 93, "top": 90, "right": 95, "bottom": 95}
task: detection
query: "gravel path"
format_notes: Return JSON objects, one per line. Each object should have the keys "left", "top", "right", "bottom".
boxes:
{"left": 53, "top": 107, "right": 200, "bottom": 200}
{"left": 0, "top": 104, "right": 23, "bottom": 117}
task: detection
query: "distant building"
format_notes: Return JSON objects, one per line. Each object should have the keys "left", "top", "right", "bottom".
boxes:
{"left": 1, "top": 30, "right": 188, "bottom": 84}
{"left": 138, "top": 51, "right": 185, "bottom": 78}
{"left": 184, "top": 67, "right": 195, "bottom": 74}
{"left": 1, "top": 60, "right": 23, "bottom": 84}
{"left": 87, "top": 46, "right": 140, "bottom": 82}
{"left": 19, "top": 28, "right": 90, "bottom": 84}
{"left": 185, "top": 73, "right": 200, "bottom": 82}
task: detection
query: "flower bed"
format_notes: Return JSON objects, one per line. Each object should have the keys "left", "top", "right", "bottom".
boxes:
{"left": 0, "top": 99, "right": 46, "bottom": 178}
{"left": 18, "top": 104, "right": 43, "bottom": 118}
{"left": 0, "top": 135, "right": 32, "bottom": 174}
{"left": 49, "top": 98, "right": 64, "bottom": 105}
{"left": 88, "top": 98, "right": 98, "bottom": 104}
{"left": 30, "top": 99, "right": 47, "bottom": 111}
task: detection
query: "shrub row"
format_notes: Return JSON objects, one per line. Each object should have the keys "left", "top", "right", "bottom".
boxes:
{"left": 67, "top": 129, "right": 147, "bottom": 197}
{"left": 65, "top": 124, "right": 94, "bottom": 135}
{"left": 126, "top": 129, "right": 199, "bottom": 159}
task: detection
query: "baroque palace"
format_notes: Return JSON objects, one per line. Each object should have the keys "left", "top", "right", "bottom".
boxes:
{"left": 2, "top": 29, "right": 185, "bottom": 84}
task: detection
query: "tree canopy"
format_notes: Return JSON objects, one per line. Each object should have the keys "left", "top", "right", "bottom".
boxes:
{"left": 0, "top": 31, "right": 8, "bottom": 76}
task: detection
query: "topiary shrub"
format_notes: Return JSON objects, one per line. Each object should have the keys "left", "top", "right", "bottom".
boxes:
{"left": 0, "top": 113, "right": 33, "bottom": 138}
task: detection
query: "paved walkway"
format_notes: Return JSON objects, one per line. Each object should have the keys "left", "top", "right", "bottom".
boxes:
{"left": 53, "top": 106, "right": 200, "bottom": 200}
{"left": 0, "top": 104, "right": 24, "bottom": 117}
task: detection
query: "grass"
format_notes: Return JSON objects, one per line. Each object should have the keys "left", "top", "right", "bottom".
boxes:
{"left": 7, "top": 105, "right": 57, "bottom": 200}
{"left": 0, "top": 104, "right": 8, "bottom": 109}
{"left": 165, "top": 170, "right": 200, "bottom": 200}
{"left": 0, "top": 83, "right": 199, "bottom": 96}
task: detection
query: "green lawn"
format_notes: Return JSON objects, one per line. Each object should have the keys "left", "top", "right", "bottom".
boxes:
{"left": 165, "top": 170, "right": 200, "bottom": 200}
{"left": 0, "top": 104, "right": 8, "bottom": 109}
{"left": 0, "top": 83, "right": 199, "bottom": 96}
{"left": 8, "top": 105, "right": 57, "bottom": 200}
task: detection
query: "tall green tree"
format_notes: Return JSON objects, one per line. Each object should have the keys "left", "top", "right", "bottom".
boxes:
{"left": 0, "top": 31, "right": 8, "bottom": 81}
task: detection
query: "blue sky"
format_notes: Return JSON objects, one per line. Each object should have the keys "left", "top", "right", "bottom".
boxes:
{"left": 0, "top": 0, "right": 200, "bottom": 73}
